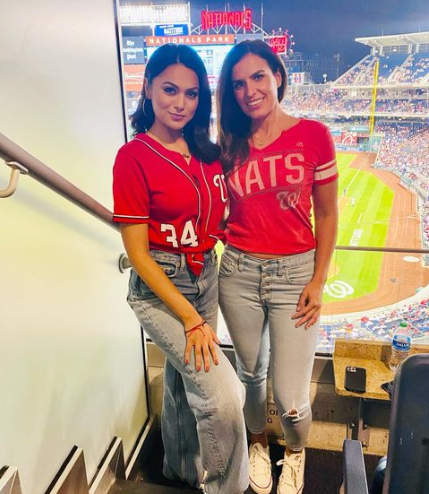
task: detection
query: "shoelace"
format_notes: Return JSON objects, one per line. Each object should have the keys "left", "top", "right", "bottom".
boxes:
{"left": 276, "top": 457, "right": 302, "bottom": 487}
{"left": 250, "top": 447, "right": 271, "bottom": 474}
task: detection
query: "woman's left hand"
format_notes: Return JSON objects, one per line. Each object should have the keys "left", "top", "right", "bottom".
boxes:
{"left": 292, "top": 280, "right": 325, "bottom": 329}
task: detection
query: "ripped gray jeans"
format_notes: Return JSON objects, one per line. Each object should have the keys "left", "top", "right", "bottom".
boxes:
{"left": 219, "top": 245, "right": 319, "bottom": 450}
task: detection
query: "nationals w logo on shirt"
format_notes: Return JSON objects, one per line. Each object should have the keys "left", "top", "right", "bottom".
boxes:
{"left": 277, "top": 188, "right": 301, "bottom": 210}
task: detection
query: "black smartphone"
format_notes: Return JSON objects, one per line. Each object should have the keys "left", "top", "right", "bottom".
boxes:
{"left": 344, "top": 366, "right": 366, "bottom": 393}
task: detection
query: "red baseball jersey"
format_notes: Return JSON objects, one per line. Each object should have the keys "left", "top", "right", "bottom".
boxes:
{"left": 225, "top": 118, "right": 338, "bottom": 254}
{"left": 113, "top": 133, "right": 227, "bottom": 274}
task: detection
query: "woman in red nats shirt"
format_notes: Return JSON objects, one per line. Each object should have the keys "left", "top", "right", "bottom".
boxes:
{"left": 113, "top": 44, "right": 248, "bottom": 494}
{"left": 217, "top": 40, "right": 338, "bottom": 494}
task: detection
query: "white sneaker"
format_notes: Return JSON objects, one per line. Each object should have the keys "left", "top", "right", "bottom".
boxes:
{"left": 249, "top": 443, "right": 273, "bottom": 494}
{"left": 276, "top": 449, "right": 305, "bottom": 494}
{"left": 199, "top": 470, "right": 207, "bottom": 492}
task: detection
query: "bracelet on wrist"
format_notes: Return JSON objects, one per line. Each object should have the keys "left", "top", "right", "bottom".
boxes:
{"left": 185, "top": 319, "right": 207, "bottom": 335}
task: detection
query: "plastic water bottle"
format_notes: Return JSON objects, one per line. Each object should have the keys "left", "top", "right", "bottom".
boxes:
{"left": 389, "top": 321, "right": 412, "bottom": 372}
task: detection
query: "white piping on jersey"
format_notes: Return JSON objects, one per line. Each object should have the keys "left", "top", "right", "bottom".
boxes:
{"left": 114, "top": 214, "right": 149, "bottom": 219}
{"left": 135, "top": 138, "right": 202, "bottom": 229}
{"left": 200, "top": 160, "right": 212, "bottom": 239}
{"left": 316, "top": 158, "right": 336, "bottom": 171}
{"left": 190, "top": 254, "right": 205, "bottom": 266}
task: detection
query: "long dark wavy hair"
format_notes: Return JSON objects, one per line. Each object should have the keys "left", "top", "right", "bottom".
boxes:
{"left": 217, "top": 40, "right": 287, "bottom": 172}
{"left": 131, "top": 43, "right": 219, "bottom": 163}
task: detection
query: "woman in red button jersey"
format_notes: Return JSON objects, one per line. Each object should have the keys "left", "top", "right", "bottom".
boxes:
{"left": 217, "top": 40, "right": 338, "bottom": 494}
{"left": 113, "top": 44, "right": 248, "bottom": 494}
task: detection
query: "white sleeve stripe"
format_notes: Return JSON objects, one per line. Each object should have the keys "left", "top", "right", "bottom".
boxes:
{"left": 315, "top": 167, "right": 338, "bottom": 182}
{"left": 113, "top": 214, "right": 149, "bottom": 219}
{"left": 316, "top": 159, "right": 337, "bottom": 171}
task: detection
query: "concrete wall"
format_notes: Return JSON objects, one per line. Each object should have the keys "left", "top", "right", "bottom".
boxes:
{"left": 0, "top": 1, "right": 148, "bottom": 493}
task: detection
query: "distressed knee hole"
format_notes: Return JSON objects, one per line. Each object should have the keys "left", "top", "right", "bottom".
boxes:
{"left": 281, "top": 403, "right": 311, "bottom": 422}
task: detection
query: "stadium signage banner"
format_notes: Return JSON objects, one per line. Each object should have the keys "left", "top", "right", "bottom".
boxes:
{"left": 120, "top": 4, "right": 190, "bottom": 25}
{"left": 145, "top": 34, "right": 235, "bottom": 46}
{"left": 268, "top": 35, "right": 288, "bottom": 54}
{"left": 124, "top": 64, "right": 145, "bottom": 92}
{"left": 201, "top": 9, "right": 252, "bottom": 30}
{"left": 155, "top": 24, "right": 189, "bottom": 36}
{"left": 290, "top": 72, "right": 305, "bottom": 85}
{"left": 341, "top": 131, "right": 358, "bottom": 145}
{"left": 122, "top": 37, "right": 145, "bottom": 64}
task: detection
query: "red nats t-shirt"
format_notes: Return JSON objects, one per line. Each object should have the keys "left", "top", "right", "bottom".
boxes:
{"left": 113, "top": 134, "right": 227, "bottom": 273}
{"left": 226, "top": 118, "right": 338, "bottom": 255}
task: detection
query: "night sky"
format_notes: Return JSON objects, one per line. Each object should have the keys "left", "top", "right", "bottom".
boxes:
{"left": 189, "top": 0, "right": 429, "bottom": 68}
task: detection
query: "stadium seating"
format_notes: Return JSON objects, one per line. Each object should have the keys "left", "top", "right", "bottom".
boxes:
{"left": 335, "top": 55, "right": 374, "bottom": 86}
{"left": 283, "top": 92, "right": 428, "bottom": 116}
{"left": 396, "top": 53, "right": 429, "bottom": 84}
{"left": 333, "top": 53, "right": 429, "bottom": 86}
{"left": 377, "top": 53, "right": 408, "bottom": 84}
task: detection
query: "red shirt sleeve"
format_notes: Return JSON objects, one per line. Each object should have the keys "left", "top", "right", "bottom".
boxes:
{"left": 314, "top": 125, "right": 338, "bottom": 186}
{"left": 113, "top": 148, "right": 150, "bottom": 224}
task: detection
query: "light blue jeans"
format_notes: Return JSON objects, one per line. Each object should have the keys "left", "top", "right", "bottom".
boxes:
{"left": 219, "top": 245, "right": 319, "bottom": 451}
{"left": 127, "top": 249, "right": 249, "bottom": 494}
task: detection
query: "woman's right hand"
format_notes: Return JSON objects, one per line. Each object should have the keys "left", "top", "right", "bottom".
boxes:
{"left": 184, "top": 319, "right": 220, "bottom": 372}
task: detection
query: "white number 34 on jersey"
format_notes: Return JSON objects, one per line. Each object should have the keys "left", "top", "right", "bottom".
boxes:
{"left": 160, "top": 220, "right": 198, "bottom": 247}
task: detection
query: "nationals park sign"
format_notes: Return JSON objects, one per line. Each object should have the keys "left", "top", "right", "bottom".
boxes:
{"left": 145, "top": 34, "right": 235, "bottom": 46}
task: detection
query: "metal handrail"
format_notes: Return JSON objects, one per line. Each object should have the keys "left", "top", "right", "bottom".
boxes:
{"left": 0, "top": 131, "right": 118, "bottom": 231}
{"left": 335, "top": 246, "right": 429, "bottom": 254}
{"left": 0, "top": 161, "right": 28, "bottom": 198}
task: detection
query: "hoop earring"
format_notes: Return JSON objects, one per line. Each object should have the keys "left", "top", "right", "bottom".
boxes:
{"left": 142, "top": 98, "right": 148, "bottom": 116}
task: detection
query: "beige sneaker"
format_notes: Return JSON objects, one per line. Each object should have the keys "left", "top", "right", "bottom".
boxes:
{"left": 199, "top": 470, "right": 207, "bottom": 492}
{"left": 276, "top": 449, "right": 305, "bottom": 494}
{"left": 249, "top": 443, "right": 273, "bottom": 494}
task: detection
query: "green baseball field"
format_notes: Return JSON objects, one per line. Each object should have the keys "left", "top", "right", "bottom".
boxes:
{"left": 324, "top": 153, "right": 394, "bottom": 303}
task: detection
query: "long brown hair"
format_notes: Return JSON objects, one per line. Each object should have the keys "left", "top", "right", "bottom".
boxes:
{"left": 131, "top": 44, "right": 220, "bottom": 163}
{"left": 217, "top": 40, "right": 287, "bottom": 172}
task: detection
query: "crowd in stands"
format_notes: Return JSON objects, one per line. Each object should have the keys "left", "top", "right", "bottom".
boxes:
{"left": 336, "top": 56, "right": 373, "bottom": 85}
{"left": 393, "top": 53, "right": 429, "bottom": 84}
{"left": 375, "top": 123, "right": 429, "bottom": 260}
{"left": 318, "top": 122, "right": 428, "bottom": 353}
{"left": 334, "top": 53, "right": 429, "bottom": 86}
{"left": 377, "top": 53, "right": 408, "bottom": 84}
{"left": 376, "top": 124, "right": 429, "bottom": 195}
{"left": 317, "top": 298, "right": 429, "bottom": 353}
{"left": 422, "top": 200, "right": 429, "bottom": 253}
{"left": 283, "top": 90, "right": 428, "bottom": 116}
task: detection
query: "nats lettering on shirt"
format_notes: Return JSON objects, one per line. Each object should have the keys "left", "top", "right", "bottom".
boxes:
{"left": 113, "top": 133, "right": 227, "bottom": 255}
{"left": 226, "top": 119, "right": 338, "bottom": 255}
